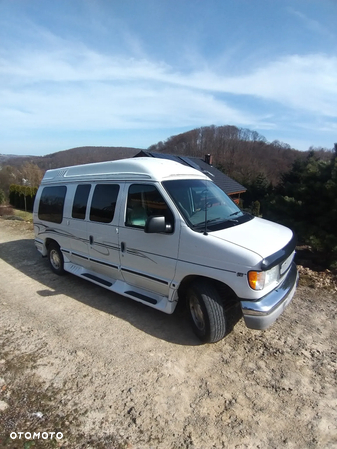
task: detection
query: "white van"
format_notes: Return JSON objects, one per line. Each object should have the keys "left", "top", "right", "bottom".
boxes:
{"left": 33, "top": 157, "right": 298, "bottom": 342}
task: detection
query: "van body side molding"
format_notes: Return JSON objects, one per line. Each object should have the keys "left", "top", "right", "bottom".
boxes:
{"left": 90, "top": 258, "right": 119, "bottom": 270}
{"left": 121, "top": 268, "right": 169, "bottom": 285}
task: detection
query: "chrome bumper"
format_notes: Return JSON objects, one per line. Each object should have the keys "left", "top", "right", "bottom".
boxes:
{"left": 240, "top": 263, "right": 299, "bottom": 330}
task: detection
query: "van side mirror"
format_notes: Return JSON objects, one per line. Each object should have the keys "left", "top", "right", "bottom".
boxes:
{"left": 144, "top": 216, "right": 172, "bottom": 233}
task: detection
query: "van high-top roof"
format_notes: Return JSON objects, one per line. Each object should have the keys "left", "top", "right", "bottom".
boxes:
{"left": 41, "top": 157, "right": 209, "bottom": 184}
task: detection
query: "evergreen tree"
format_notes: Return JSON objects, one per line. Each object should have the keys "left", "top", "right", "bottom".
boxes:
{"left": 265, "top": 152, "right": 337, "bottom": 267}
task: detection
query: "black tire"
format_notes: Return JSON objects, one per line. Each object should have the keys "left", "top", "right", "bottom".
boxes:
{"left": 47, "top": 242, "right": 65, "bottom": 275}
{"left": 187, "top": 280, "right": 227, "bottom": 343}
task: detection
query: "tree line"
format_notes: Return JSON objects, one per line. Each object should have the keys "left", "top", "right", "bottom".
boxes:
{"left": 0, "top": 147, "right": 139, "bottom": 207}
{"left": 148, "top": 125, "right": 322, "bottom": 185}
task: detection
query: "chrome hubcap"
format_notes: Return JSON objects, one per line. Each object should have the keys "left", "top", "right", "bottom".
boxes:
{"left": 189, "top": 294, "right": 205, "bottom": 332}
{"left": 50, "top": 249, "right": 61, "bottom": 270}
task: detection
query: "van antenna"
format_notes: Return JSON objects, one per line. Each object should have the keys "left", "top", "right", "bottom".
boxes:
{"left": 204, "top": 185, "right": 208, "bottom": 236}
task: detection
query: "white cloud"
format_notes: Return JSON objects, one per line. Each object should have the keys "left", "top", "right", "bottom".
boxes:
{"left": 1, "top": 25, "right": 337, "bottom": 145}
{"left": 0, "top": 38, "right": 259, "bottom": 131}
{"left": 156, "top": 54, "right": 337, "bottom": 119}
{"left": 0, "top": 80, "right": 258, "bottom": 132}
{"left": 222, "top": 54, "right": 337, "bottom": 117}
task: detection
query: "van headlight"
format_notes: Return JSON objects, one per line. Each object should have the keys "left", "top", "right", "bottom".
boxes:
{"left": 248, "top": 265, "right": 279, "bottom": 290}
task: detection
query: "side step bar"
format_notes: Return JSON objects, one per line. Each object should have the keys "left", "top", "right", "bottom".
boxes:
{"left": 64, "top": 261, "right": 175, "bottom": 314}
{"left": 81, "top": 274, "right": 158, "bottom": 305}
{"left": 125, "top": 291, "right": 157, "bottom": 305}
{"left": 82, "top": 273, "right": 113, "bottom": 287}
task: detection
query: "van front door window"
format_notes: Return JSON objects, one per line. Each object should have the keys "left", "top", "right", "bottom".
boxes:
{"left": 125, "top": 184, "right": 173, "bottom": 230}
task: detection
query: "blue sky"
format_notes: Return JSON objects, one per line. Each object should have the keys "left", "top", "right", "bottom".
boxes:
{"left": 1, "top": 0, "right": 336, "bottom": 156}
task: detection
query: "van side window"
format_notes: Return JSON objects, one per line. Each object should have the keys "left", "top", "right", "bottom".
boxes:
{"left": 72, "top": 184, "right": 91, "bottom": 220}
{"left": 38, "top": 186, "right": 67, "bottom": 224}
{"left": 90, "top": 184, "right": 120, "bottom": 223}
{"left": 126, "top": 184, "right": 174, "bottom": 230}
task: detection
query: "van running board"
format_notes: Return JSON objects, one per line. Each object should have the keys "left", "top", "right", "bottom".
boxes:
{"left": 125, "top": 291, "right": 157, "bottom": 305}
{"left": 82, "top": 273, "right": 113, "bottom": 287}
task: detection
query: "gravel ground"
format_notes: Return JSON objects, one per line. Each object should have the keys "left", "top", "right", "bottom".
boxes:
{"left": 0, "top": 219, "right": 336, "bottom": 449}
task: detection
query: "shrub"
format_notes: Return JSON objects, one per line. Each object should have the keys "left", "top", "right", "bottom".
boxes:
{"left": 0, "top": 205, "right": 14, "bottom": 216}
{"left": 9, "top": 184, "right": 37, "bottom": 212}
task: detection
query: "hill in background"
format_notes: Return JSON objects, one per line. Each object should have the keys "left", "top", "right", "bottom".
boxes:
{"left": 0, "top": 146, "right": 141, "bottom": 171}
{"left": 148, "top": 125, "right": 333, "bottom": 186}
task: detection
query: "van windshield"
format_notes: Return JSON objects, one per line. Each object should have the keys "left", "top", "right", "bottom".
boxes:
{"left": 162, "top": 179, "right": 252, "bottom": 232}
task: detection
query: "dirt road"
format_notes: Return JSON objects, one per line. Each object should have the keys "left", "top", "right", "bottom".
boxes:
{"left": 0, "top": 219, "right": 336, "bottom": 448}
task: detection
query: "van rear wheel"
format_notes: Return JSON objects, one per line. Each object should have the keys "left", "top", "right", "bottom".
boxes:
{"left": 48, "top": 243, "right": 65, "bottom": 275}
{"left": 187, "top": 280, "right": 227, "bottom": 343}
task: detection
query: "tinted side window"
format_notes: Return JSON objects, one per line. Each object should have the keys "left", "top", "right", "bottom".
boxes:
{"left": 38, "top": 186, "right": 67, "bottom": 224}
{"left": 126, "top": 184, "right": 174, "bottom": 230}
{"left": 72, "top": 184, "right": 91, "bottom": 219}
{"left": 90, "top": 184, "right": 120, "bottom": 223}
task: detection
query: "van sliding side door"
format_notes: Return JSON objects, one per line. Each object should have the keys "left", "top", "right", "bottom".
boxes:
{"left": 87, "top": 183, "right": 123, "bottom": 282}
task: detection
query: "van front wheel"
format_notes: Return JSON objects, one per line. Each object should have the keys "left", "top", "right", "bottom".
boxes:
{"left": 48, "top": 243, "right": 65, "bottom": 275}
{"left": 187, "top": 280, "right": 227, "bottom": 343}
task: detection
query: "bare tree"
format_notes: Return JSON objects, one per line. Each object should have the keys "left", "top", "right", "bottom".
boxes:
{"left": 21, "top": 162, "right": 44, "bottom": 187}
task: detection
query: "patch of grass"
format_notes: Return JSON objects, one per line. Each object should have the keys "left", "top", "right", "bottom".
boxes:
{"left": 13, "top": 210, "right": 33, "bottom": 222}
{"left": 0, "top": 207, "right": 33, "bottom": 222}
{"left": 0, "top": 209, "right": 33, "bottom": 222}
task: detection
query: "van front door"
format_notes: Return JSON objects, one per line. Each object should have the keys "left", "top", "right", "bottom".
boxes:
{"left": 87, "top": 183, "right": 123, "bottom": 282}
{"left": 118, "top": 183, "right": 179, "bottom": 297}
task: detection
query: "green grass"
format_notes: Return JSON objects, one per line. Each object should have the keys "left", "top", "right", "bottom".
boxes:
{"left": 13, "top": 209, "right": 33, "bottom": 222}
{"left": 0, "top": 206, "right": 33, "bottom": 222}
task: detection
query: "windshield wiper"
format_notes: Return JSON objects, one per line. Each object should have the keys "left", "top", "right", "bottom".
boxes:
{"left": 194, "top": 216, "right": 240, "bottom": 232}
{"left": 229, "top": 211, "right": 242, "bottom": 217}
{"left": 194, "top": 218, "right": 221, "bottom": 229}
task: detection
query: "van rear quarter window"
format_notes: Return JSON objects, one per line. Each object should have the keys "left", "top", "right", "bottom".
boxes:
{"left": 38, "top": 186, "right": 67, "bottom": 224}
{"left": 90, "top": 184, "right": 120, "bottom": 223}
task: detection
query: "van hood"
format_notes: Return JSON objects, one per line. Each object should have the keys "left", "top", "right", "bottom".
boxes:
{"left": 211, "top": 216, "right": 293, "bottom": 259}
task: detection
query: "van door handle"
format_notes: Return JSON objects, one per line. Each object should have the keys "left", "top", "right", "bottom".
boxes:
{"left": 89, "top": 235, "right": 93, "bottom": 245}
{"left": 121, "top": 242, "right": 125, "bottom": 253}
